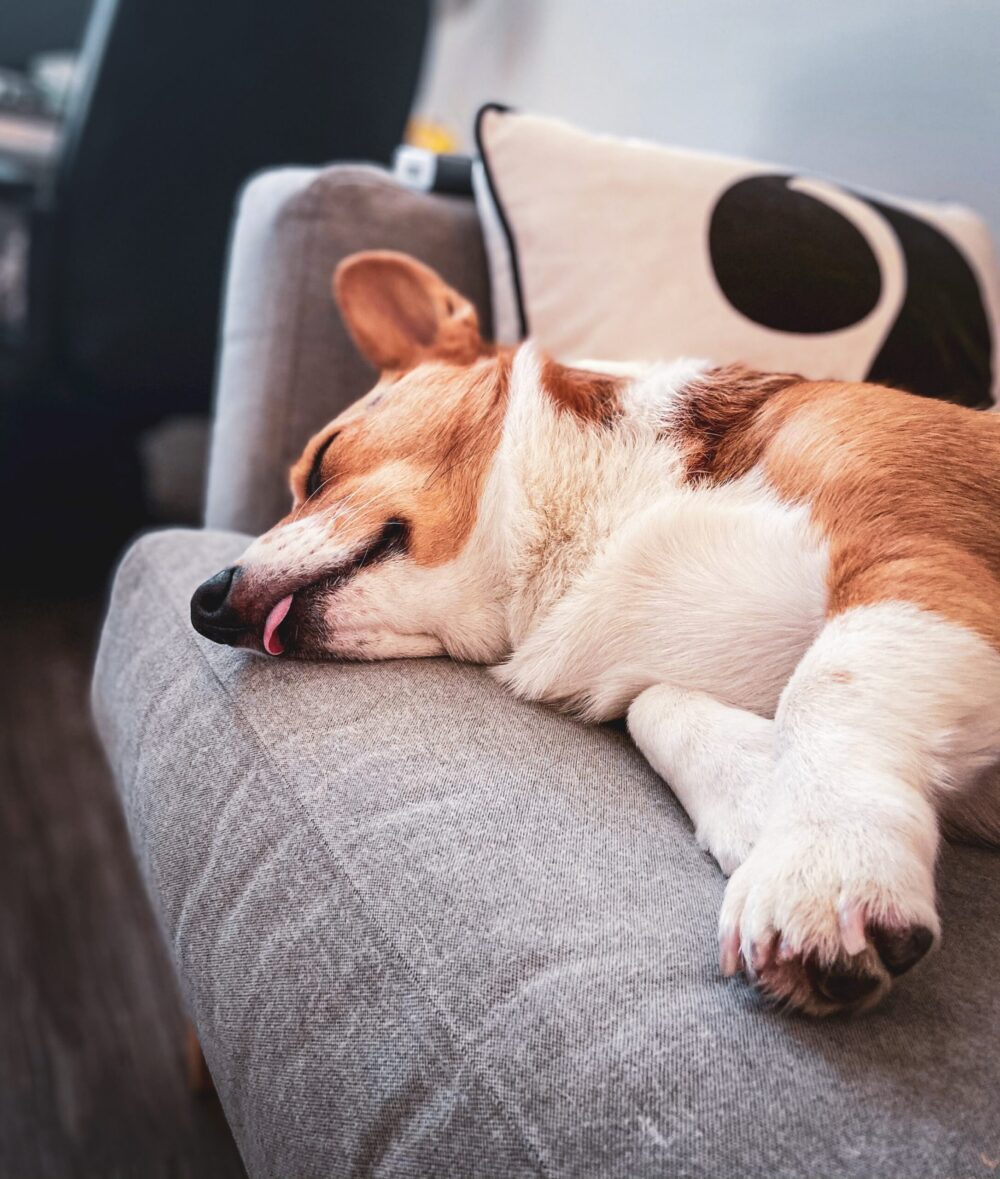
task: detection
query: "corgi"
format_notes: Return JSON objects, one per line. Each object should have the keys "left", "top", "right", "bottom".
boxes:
{"left": 191, "top": 250, "right": 1000, "bottom": 1016}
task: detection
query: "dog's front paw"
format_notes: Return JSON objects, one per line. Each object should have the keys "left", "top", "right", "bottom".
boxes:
{"left": 718, "top": 813, "right": 940, "bottom": 1015}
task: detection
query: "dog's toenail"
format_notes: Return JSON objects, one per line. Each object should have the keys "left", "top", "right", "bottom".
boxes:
{"left": 837, "top": 900, "right": 867, "bottom": 956}
{"left": 719, "top": 927, "right": 741, "bottom": 977}
{"left": 777, "top": 937, "right": 796, "bottom": 963}
{"left": 751, "top": 936, "right": 776, "bottom": 972}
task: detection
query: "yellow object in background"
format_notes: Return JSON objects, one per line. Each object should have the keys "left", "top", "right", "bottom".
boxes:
{"left": 405, "top": 116, "right": 459, "bottom": 154}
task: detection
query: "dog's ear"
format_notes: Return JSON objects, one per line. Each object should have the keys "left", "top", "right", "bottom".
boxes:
{"left": 333, "top": 250, "right": 484, "bottom": 371}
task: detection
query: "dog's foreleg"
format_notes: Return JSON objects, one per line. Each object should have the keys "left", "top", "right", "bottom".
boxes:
{"left": 627, "top": 684, "right": 776, "bottom": 874}
{"left": 718, "top": 601, "right": 1000, "bottom": 1012}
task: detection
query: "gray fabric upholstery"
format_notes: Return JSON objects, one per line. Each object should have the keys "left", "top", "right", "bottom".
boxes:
{"left": 93, "top": 527, "right": 1000, "bottom": 1179}
{"left": 205, "top": 166, "right": 492, "bottom": 537}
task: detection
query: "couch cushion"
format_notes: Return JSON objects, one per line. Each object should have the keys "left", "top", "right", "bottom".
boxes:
{"left": 93, "top": 528, "right": 1000, "bottom": 1179}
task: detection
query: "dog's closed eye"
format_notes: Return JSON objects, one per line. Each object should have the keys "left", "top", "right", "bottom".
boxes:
{"left": 306, "top": 431, "right": 340, "bottom": 499}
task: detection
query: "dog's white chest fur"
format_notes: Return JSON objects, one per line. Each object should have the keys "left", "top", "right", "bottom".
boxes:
{"left": 472, "top": 347, "right": 830, "bottom": 720}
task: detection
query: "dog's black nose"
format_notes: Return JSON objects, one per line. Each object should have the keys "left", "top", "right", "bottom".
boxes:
{"left": 190, "top": 566, "right": 249, "bottom": 644}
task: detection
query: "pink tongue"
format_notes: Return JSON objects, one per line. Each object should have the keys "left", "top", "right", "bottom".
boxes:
{"left": 262, "top": 594, "right": 293, "bottom": 656}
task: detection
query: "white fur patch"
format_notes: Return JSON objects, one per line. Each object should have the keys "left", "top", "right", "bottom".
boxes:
{"left": 478, "top": 345, "right": 828, "bottom": 720}
{"left": 495, "top": 468, "right": 828, "bottom": 720}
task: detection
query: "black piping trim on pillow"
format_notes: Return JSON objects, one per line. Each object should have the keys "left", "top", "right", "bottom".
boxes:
{"left": 475, "top": 102, "right": 529, "bottom": 339}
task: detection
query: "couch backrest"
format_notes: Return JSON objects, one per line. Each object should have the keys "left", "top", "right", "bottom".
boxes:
{"left": 205, "top": 165, "right": 492, "bottom": 537}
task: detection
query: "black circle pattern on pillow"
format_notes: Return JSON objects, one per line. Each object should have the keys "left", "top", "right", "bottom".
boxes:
{"left": 708, "top": 174, "right": 993, "bottom": 407}
{"left": 709, "top": 175, "right": 882, "bottom": 333}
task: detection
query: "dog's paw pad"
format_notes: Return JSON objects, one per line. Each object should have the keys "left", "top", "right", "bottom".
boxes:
{"left": 869, "top": 922, "right": 936, "bottom": 977}
{"left": 803, "top": 956, "right": 881, "bottom": 1005}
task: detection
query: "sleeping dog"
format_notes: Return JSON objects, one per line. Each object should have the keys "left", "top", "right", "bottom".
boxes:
{"left": 191, "top": 250, "right": 1000, "bottom": 1015}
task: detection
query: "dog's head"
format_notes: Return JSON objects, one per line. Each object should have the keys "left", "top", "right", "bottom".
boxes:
{"left": 190, "top": 251, "right": 510, "bottom": 661}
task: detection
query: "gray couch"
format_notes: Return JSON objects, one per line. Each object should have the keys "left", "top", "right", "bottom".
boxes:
{"left": 92, "top": 164, "right": 1000, "bottom": 1179}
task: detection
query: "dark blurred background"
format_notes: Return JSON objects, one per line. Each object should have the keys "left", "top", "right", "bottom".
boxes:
{"left": 1, "top": 0, "right": 431, "bottom": 591}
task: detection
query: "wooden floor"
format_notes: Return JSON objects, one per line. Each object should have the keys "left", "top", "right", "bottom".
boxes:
{"left": 0, "top": 598, "right": 247, "bottom": 1179}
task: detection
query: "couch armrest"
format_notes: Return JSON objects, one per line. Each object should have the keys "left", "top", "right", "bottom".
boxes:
{"left": 205, "top": 164, "right": 492, "bottom": 536}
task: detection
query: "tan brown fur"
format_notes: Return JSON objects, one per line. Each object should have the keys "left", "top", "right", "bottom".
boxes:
{"left": 267, "top": 251, "right": 515, "bottom": 568}
{"left": 674, "top": 364, "right": 804, "bottom": 479}
{"left": 287, "top": 355, "right": 510, "bottom": 567}
{"left": 540, "top": 357, "right": 624, "bottom": 424}
{"left": 334, "top": 251, "right": 485, "bottom": 371}
{"left": 680, "top": 366, "right": 1000, "bottom": 649}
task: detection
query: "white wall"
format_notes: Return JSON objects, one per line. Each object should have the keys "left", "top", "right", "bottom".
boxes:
{"left": 415, "top": 0, "right": 1000, "bottom": 233}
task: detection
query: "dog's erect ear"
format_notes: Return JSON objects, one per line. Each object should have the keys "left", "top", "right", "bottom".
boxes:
{"left": 333, "top": 250, "right": 484, "bottom": 371}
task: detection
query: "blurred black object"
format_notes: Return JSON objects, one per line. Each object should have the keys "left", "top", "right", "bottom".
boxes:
{"left": 393, "top": 146, "right": 476, "bottom": 196}
{"left": 0, "top": 0, "right": 431, "bottom": 589}
{"left": 0, "top": 0, "right": 91, "bottom": 71}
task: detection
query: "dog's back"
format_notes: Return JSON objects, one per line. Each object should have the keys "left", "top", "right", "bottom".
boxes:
{"left": 679, "top": 369, "right": 1000, "bottom": 648}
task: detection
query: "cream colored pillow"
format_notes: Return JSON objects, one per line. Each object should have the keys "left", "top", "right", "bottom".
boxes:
{"left": 474, "top": 106, "right": 1000, "bottom": 407}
